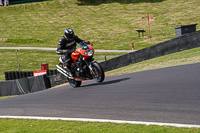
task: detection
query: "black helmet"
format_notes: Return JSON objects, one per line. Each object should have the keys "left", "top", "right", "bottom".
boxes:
{"left": 64, "top": 28, "right": 75, "bottom": 41}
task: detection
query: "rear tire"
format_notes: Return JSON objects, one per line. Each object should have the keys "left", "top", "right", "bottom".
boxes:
{"left": 68, "top": 79, "right": 82, "bottom": 88}
{"left": 91, "top": 62, "right": 105, "bottom": 82}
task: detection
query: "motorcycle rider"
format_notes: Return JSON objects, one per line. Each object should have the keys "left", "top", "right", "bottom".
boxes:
{"left": 56, "top": 28, "right": 83, "bottom": 77}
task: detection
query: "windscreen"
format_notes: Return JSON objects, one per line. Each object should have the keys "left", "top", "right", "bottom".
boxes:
{"left": 77, "top": 41, "right": 89, "bottom": 50}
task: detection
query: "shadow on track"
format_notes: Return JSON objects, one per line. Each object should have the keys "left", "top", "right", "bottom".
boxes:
{"left": 81, "top": 77, "right": 130, "bottom": 88}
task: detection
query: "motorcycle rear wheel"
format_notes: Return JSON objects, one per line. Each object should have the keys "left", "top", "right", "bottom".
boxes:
{"left": 91, "top": 62, "right": 105, "bottom": 82}
{"left": 68, "top": 79, "right": 82, "bottom": 88}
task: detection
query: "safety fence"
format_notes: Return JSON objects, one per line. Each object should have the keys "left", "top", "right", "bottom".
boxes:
{"left": 9, "top": 0, "right": 45, "bottom": 5}
{"left": 1, "top": 30, "right": 200, "bottom": 96}
{"left": 0, "top": 75, "right": 50, "bottom": 96}
{"left": 0, "top": 72, "right": 68, "bottom": 96}
{"left": 100, "top": 30, "right": 200, "bottom": 72}
{"left": 4, "top": 70, "right": 57, "bottom": 81}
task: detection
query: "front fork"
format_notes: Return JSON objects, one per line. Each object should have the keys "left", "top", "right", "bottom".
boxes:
{"left": 82, "top": 57, "right": 95, "bottom": 75}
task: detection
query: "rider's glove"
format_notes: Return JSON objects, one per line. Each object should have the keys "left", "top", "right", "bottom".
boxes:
{"left": 84, "top": 41, "right": 90, "bottom": 44}
{"left": 63, "top": 48, "right": 75, "bottom": 55}
{"left": 70, "top": 48, "right": 75, "bottom": 53}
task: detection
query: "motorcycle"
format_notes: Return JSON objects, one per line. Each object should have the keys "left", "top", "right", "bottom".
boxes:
{"left": 56, "top": 41, "right": 105, "bottom": 88}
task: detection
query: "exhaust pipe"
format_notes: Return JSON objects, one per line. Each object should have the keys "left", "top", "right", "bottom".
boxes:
{"left": 56, "top": 65, "right": 73, "bottom": 79}
{"left": 56, "top": 65, "right": 67, "bottom": 73}
{"left": 57, "top": 69, "right": 73, "bottom": 79}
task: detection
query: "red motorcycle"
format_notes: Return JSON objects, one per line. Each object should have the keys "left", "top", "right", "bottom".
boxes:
{"left": 56, "top": 41, "right": 105, "bottom": 87}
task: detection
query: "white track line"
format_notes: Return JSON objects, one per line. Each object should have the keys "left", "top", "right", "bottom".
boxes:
{"left": 0, "top": 116, "right": 200, "bottom": 128}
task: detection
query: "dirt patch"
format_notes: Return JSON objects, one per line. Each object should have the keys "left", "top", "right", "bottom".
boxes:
{"left": 0, "top": 38, "right": 6, "bottom": 43}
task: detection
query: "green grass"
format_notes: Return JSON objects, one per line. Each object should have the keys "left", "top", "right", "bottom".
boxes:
{"left": 0, "top": 0, "right": 199, "bottom": 50}
{"left": 0, "top": 118, "right": 200, "bottom": 133}
{"left": 4, "top": 38, "right": 45, "bottom": 44}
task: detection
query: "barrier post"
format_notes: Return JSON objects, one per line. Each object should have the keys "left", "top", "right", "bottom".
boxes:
{"left": 41, "top": 63, "right": 49, "bottom": 70}
{"left": 132, "top": 43, "right": 134, "bottom": 51}
{"left": 147, "top": 13, "right": 151, "bottom": 39}
{"left": 15, "top": 49, "right": 20, "bottom": 71}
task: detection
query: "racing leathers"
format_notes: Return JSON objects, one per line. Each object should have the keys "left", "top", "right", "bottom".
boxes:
{"left": 56, "top": 35, "right": 83, "bottom": 76}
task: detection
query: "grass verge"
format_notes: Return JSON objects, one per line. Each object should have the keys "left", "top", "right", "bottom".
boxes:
{"left": 0, "top": 0, "right": 199, "bottom": 50}
{"left": 0, "top": 118, "right": 200, "bottom": 133}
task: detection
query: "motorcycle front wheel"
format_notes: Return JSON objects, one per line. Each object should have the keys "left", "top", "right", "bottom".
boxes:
{"left": 91, "top": 62, "right": 105, "bottom": 82}
{"left": 68, "top": 79, "right": 82, "bottom": 88}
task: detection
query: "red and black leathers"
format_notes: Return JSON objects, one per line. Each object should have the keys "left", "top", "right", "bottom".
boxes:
{"left": 56, "top": 35, "right": 83, "bottom": 65}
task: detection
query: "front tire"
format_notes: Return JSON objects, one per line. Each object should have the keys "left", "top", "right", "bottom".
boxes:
{"left": 91, "top": 62, "right": 105, "bottom": 82}
{"left": 68, "top": 79, "right": 82, "bottom": 88}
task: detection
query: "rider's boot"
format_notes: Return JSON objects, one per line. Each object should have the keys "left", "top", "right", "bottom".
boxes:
{"left": 64, "top": 63, "right": 73, "bottom": 77}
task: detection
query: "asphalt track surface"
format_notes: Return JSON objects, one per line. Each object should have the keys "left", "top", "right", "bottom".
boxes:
{"left": 0, "top": 63, "right": 200, "bottom": 125}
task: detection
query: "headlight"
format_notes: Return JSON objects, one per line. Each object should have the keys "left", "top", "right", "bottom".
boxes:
{"left": 84, "top": 49, "right": 93, "bottom": 56}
